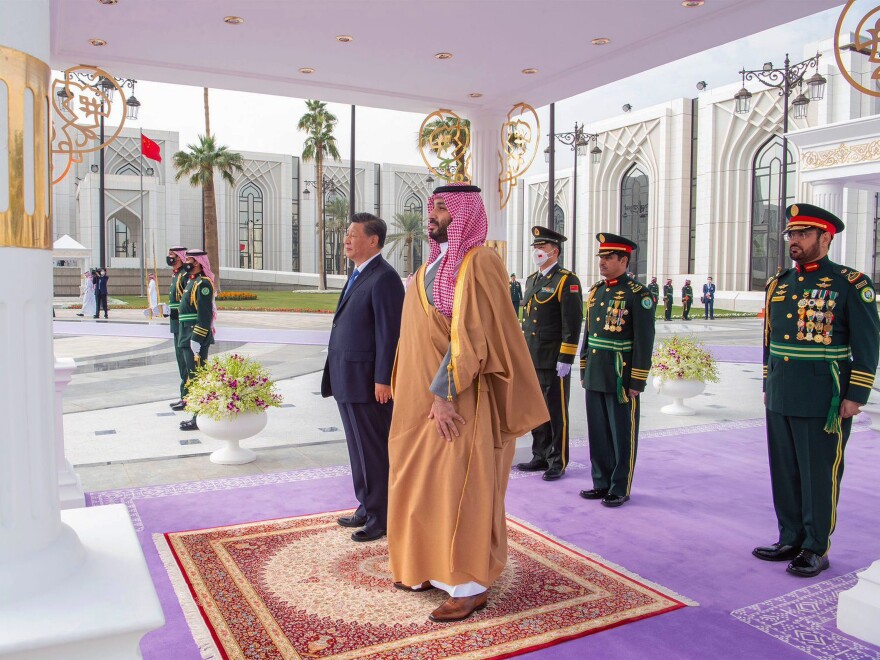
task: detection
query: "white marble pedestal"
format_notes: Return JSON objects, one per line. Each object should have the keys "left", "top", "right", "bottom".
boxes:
{"left": 837, "top": 560, "right": 880, "bottom": 647}
{"left": 0, "top": 504, "right": 165, "bottom": 659}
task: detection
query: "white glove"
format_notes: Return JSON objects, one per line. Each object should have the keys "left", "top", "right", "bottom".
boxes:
{"left": 556, "top": 362, "right": 572, "bottom": 378}
{"left": 190, "top": 340, "right": 201, "bottom": 355}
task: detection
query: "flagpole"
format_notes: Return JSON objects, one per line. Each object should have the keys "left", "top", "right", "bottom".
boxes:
{"left": 139, "top": 130, "right": 146, "bottom": 298}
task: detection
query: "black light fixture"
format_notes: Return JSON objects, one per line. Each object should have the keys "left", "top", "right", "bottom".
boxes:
{"left": 56, "top": 86, "right": 72, "bottom": 107}
{"left": 622, "top": 103, "right": 632, "bottom": 112}
{"left": 90, "top": 164, "right": 99, "bottom": 173}
{"left": 791, "top": 92, "right": 810, "bottom": 120}
{"left": 125, "top": 94, "right": 141, "bottom": 120}
{"left": 543, "top": 146, "right": 551, "bottom": 164}
{"left": 696, "top": 80, "right": 707, "bottom": 91}
{"left": 302, "top": 187, "right": 310, "bottom": 197}
{"left": 734, "top": 86, "right": 753, "bottom": 114}
{"left": 590, "top": 144, "right": 602, "bottom": 165}
{"left": 425, "top": 174, "right": 434, "bottom": 185}
{"left": 98, "top": 76, "right": 115, "bottom": 102}
{"left": 145, "top": 166, "right": 154, "bottom": 176}
{"left": 806, "top": 71, "right": 827, "bottom": 101}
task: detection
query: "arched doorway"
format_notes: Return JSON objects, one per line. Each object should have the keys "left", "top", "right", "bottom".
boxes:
{"left": 750, "top": 136, "right": 796, "bottom": 290}
{"left": 553, "top": 203, "right": 565, "bottom": 265}
{"left": 620, "top": 165, "right": 649, "bottom": 278}
{"left": 238, "top": 181, "right": 264, "bottom": 270}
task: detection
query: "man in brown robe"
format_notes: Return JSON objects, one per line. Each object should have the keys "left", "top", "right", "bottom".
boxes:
{"left": 387, "top": 183, "right": 548, "bottom": 622}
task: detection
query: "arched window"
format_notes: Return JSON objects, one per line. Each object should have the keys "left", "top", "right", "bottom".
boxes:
{"left": 620, "top": 165, "right": 649, "bottom": 278}
{"left": 553, "top": 204, "right": 565, "bottom": 264}
{"left": 750, "top": 136, "right": 796, "bottom": 290}
{"left": 238, "top": 181, "right": 264, "bottom": 270}
{"left": 403, "top": 193, "right": 425, "bottom": 268}
{"left": 116, "top": 162, "right": 140, "bottom": 176}
{"left": 324, "top": 188, "right": 348, "bottom": 275}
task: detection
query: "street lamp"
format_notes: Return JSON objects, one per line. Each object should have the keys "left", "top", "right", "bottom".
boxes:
{"left": 545, "top": 122, "right": 601, "bottom": 269}
{"left": 733, "top": 52, "right": 826, "bottom": 271}
{"left": 58, "top": 74, "right": 141, "bottom": 269}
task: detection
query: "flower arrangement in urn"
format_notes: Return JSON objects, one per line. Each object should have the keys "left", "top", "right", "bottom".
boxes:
{"left": 651, "top": 336, "right": 719, "bottom": 415}
{"left": 185, "top": 354, "right": 282, "bottom": 464}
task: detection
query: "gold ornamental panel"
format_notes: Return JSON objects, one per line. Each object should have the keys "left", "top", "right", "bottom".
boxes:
{"left": 485, "top": 239, "right": 508, "bottom": 263}
{"left": 835, "top": 0, "right": 880, "bottom": 98}
{"left": 0, "top": 45, "right": 52, "bottom": 250}
{"left": 418, "top": 109, "right": 471, "bottom": 183}
{"left": 498, "top": 102, "right": 540, "bottom": 210}
{"left": 802, "top": 140, "right": 880, "bottom": 169}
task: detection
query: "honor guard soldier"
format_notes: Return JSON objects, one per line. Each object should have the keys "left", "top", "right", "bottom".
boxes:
{"left": 517, "top": 226, "right": 584, "bottom": 481}
{"left": 579, "top": 234, "right": 655, "bottom": 507}
{"left": 647, "top": 277, "right": 660, "bottom": 317}
{"left": 178, "top": 249, "right": 217, "bottom": 431}
{"left": 663, "top": 278, "right": 674, "bottom": 321}
{"left": 754, "top": 204, "right": 880, "bottom": 577}
{"left": 167, "top": 246, "right": 188, "bottom": 411}
{"left": 681, "top": 279, "right": 693, "bottom": 320}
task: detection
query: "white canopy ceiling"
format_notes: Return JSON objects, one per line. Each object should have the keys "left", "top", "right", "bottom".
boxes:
{"left": 50, "top": 0, "right": 842, "bottom": 114}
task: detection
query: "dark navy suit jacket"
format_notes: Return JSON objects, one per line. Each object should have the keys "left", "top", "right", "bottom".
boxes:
{"left": 321, "top": 254, "right": 404, "bottom": 403}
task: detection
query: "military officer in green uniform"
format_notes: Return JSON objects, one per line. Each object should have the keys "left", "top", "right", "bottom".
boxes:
{"left": 681, "top": 279, "right": 693, "bottom": 320}
{"left": 647, "top": 277, "right": 659, "bottom": 318}
{"left": 579, "top": 234, "right": 656, "bottom": 507}
{"left": 166, "top": 246, "right": 189, "bottom": 411}
{"left": 754, "top": 203, "right": 880, "bottom": 577}
{"left": 178, "top": 249, "right": 217, "bottom": 431}
{"left": 516, "top": 226, "right": 584, "bottom": 481}
{"left": 663, "top": 278, "right": 674, "bottom": 321}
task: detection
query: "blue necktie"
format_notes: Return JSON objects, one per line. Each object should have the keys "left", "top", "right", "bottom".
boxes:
{"left": 344, "top": 268, "right": 360, "bottom": 298}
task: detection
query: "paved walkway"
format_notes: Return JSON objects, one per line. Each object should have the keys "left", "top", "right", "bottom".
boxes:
{"left": 55, "top": 311, "right": 766, "bottom": 492}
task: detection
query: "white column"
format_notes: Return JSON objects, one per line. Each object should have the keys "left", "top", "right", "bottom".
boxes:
{"left": 469, "top": 111, "right": 506, "bottom": 242}
{"left": 810, "top": 180, "right": 845, "bottom": 262}
{"left": 838, "top": 560, "right": 880, "bottom": 646}
{"left": 55, "top": 357, "right": 85, "bottom": 509}
{"left": 0, "top": 0, "right": 86, "bottom": 606}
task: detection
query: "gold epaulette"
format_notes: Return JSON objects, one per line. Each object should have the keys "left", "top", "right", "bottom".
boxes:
{"left": 628, "top": 281, "right": 643, "bottom": 293}
{"left": 590, "top": 280, "right": 604, "bottom": 291}
{"left": 558, "top": 268, "right": 570, "bottom": 275}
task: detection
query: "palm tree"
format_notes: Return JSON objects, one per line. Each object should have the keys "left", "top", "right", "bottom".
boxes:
{"left": 386, "top": 211, "right": 426, "bottom": 276}
{"left": 298, "top": 100, "right": 341, "bottom": 290}
{"left": 172, "top": 135, "right": 244, "bottom": 291}
{"left": 419, "top": 117, "right": 470, "bottom": 181}
{"left": 324, "top": 196, "right": 350, "bottom": 274}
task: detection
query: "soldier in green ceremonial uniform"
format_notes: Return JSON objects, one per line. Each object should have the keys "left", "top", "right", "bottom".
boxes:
{"left": 516, "top": 226, "right": 583, "bottom": 481}
{"left": 663, "top": 278, "right": 673, "bottom": 321}
{"left": 647, "top": 277, "right": 659, "bottom": 318}
{"left": 178, "top": 249, "right": 217, "bottom": 431}
{"left": 579, "top": 233, "right": 655, "bottom": 507}
{"left": 681, "top": 279, "right": 693, "bottom": 320}
{"left": 166, "top": 246, "right": 189, "bottom": 411}
{"left": 754, "top": 203, "right": 880, "bottom": 577}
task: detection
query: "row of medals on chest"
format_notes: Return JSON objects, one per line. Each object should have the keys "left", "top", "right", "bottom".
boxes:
{"left": 602, "top": 294, "right": 627, "bottom": 332}
{"left": 793, "top": 289, "right": 838, "bottom": 344}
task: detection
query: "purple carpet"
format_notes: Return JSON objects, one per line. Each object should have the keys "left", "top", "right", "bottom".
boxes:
{"left": 708, "top": 345, "right": 762, "bottom": 363}
{"left": 87, "top": 418, "right": 880, "bottom": 659}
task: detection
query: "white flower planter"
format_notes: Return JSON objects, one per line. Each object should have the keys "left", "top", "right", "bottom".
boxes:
{"left": 652, "top": 377, "right": 706, "bottom": 416}
{"left": 198, "top": 410, "right": 267, "bottom": 465}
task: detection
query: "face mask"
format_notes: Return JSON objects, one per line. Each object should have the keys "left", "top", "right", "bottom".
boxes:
{"left": 532, "top": 249, "right": 549, "bottom": 268}
{"left": 184, "top": 263, "right": 194, "bottom": 273}
{"left": 166, "top": 256, "right": 176, "bottom": 267}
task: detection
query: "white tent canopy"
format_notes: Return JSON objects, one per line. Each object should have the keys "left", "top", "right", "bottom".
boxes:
{"left": 53, "top": 234, "right": 91, "bottom": 271}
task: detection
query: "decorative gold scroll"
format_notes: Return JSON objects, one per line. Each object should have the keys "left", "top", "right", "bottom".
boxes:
{"left": 0, "top": 45, "right": 52, "bottom": 249}
{"left": 418, "top": 109, "right": 471, "bottom": 183}
{"left": 835, "top": 0, "right": 880, "bottom": 98}
{"left": 498, "top": 102, "right": 540, "bottom": 209}
{"left": 51, "top": 65, "right": 129, "bottom": 185}
{"left": 802, "top": 140, "right": 880, "bottom": 169}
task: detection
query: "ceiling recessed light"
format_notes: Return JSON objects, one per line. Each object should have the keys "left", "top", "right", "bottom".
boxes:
{"left": 96, "top": 0, "right": 118, "bottom": 4}
{"left": 521, "top": 68, "right": 539, "bottom": 75}
{"left": 468, "top": 92, "right": 483, "bottom": 98}
{"left": 299, "top": 67, "right": 315, "bottom": 74}
{"left": 336, "top": 35, "right": 353, "bottom": 43}
{"left": 434, "top": 52, "right": 453, "bottom": 60}
{"left": 681, "top": 0, "right": 704, "bottom": 6}
{"left": 88, "top": 38, "right": 107, "bottom": 46}
{"left": 591, "top": 37, "right": 611, "bottom": 45}
{"left": 224, "top": 16, "right": 245, "bottom": 25}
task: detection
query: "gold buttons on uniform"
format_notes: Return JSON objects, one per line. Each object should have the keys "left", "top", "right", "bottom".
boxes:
{"left": 787, "top": 313, "right": 793, "bottom": 319}
{"left": 792, "top": 295, "right": 798, "bottom": 300}
{"left": 593, "top": 333, "right": 598, "bottom": 337}
{"left": 531, "top": 332, "right": 536, "bottom": 336}
{"left": 592, "top": 349, "right": 597, "bottom": 354}
{"left": 798, "top": 276, "right": 804, "bottom": 282}
{"left": 784, "top": 356, "right": 789, "bottom": 362}
{"left": 784, "top": 334, "right": 790, "bottom": 340}
{"left": 596, "top": 317, "right": 601, "bottom": 322}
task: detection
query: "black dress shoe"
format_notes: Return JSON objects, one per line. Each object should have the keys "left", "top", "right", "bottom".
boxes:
{"left": 787, "top": 549, "right": 829, "bottom": 578}
{"left": 579, "top": 488, "right": 609, "bottom": 500}
{"left": 179, "top": 419, "right": 199, "bottom": 431}
{"left": 752, "top": 542, "right": 800, "bottom": 562}
{"left": 601, "top": 494, "right": 630, "bottom": 508}
{"left": 337, "top": 515, "right": 367, "bottom": 528}
{"left": 169, "top": 400, "right": 182, "bottom": 408}
{"left": 516, "top": 459, "right": 548, "bottom": 472}
{"left": 542, "top": 467, "right": 564, "bottom": 481}
{"left": 393, "top": 580, "right": 435, "bottom": 592}
{"left": 352, "top": 528, "right": 386, "bottom": 542}
{"left": 170, "top": 400, "right": 186, "bottom": 411}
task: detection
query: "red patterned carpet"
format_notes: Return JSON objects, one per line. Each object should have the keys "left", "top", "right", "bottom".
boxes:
{"left": 157, "top": 511, "right": 693, "bottom": 659}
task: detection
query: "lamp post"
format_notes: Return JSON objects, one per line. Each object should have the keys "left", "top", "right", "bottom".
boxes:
{"left": 733, "top": 53, "right": 826, "bottom": 272}
{"left": 303, "top": 176, "right": 344, "bottom": 282}
{"left": 544, "top": 122, "right": 601, "bottom": 269}
{"left": 56, "top": 75, "right": 141, "bottom": 269}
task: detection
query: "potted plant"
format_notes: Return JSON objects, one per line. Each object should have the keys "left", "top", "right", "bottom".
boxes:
{"left": 185, "top": 354, "right": 282, "bottom": 464}
{"left": 651, "top": 335, "right": 719, "bottom": 415}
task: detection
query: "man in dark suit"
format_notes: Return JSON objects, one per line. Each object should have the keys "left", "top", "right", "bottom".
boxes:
{"left": 94, "top": 268, "right": 109, "bottom": 319}
{"left": 322, "top": 212, "right": 405, "bottom": 542}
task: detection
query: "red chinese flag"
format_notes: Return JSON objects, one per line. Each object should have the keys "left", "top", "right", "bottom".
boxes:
{"left": 141, "top": 133, "right": 162, "bottom": 162}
